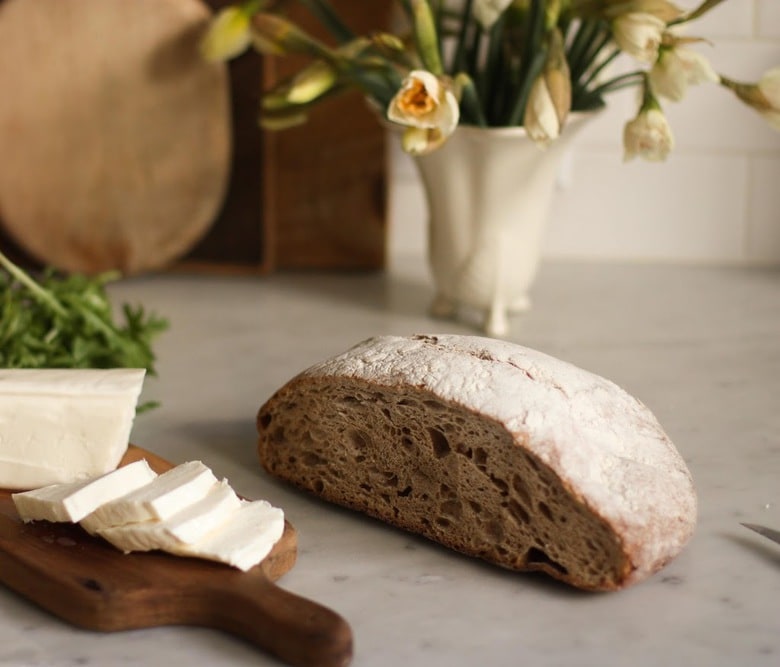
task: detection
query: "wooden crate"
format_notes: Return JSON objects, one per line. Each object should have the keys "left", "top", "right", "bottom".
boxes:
{"left": 175, "top": 0, "right": 394, "bottom": 273}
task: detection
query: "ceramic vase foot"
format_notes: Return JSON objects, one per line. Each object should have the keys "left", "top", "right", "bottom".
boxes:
{"left": 429, "top": 293, "right": 457, "bottom": 319}
{"left": 484, "top": 303, "right": 509, "bottom": 338}
{"left": 509, "top": 294, "right": 532, "bottom": 314}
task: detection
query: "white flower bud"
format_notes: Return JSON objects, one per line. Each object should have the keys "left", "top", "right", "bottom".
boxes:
{"left": 623, "top": 107, "right": 675, "bottom": 161}
{"left": 200, "top": 6, "right": 252, "bottom": 62}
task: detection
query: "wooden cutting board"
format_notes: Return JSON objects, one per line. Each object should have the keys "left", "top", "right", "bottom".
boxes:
{"left": 0, "top": 0, "right": 231, "bottom": 275}
{"left": 0, "top": 446, "right": 353, "bottom": 667}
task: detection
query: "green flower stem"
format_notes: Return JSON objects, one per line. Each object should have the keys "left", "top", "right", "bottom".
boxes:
{"left": 572, "top": 25, "right": 611, "bottom": 84}
{"left": 411, "top": 0, "right": 443, "bottom": 75}
{"left": 252, "top": 12, "right": 333, "bottom": 59}
{"left": 718, "top": 75, "right": 747, "bottom": 96}
{"left": 344, "top": 63, "right": 399, "bottom": 107}
{"left": 577, "top": 46, "right": 620, "bottom": 91}
{"left": 507, "top": 0, "right": 547, "bottom": 127}
{"left": 566, "top": 17, "right": 600, "bottom": 80}
{"left": 585, "top": 70, "right": 646, "bottom": 100}
{"left": 451, "top": 0, "right": 474, "bottom": 74}
{"left": 456, "top": 73, "right": 487, "bottom": 127}
{"left": 297, "top": 0, "right": 354, "bottom": 44}
{"left": 432, "top": 0, "right": 445, "bottom": 40}
{"left": 466, "top": 19, "right": 484, "bottom": 79}
{"left": 483, "top": 14, "right": 508, "bottom": 124}
{"left": 508, "top": 49, "right": 547, "bottom": 126}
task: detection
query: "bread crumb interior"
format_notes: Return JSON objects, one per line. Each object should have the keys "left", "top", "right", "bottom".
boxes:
{"left": 258, "top": 379, "right": 629, "bottom": 590}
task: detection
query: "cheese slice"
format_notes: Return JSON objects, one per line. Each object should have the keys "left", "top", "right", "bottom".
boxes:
{"left": 175, "top": 500, "right": 285, "bottom": 571}
{"left": 85, "top": 460, "right": 217, "bottom": 528}
{"left": 97, "top": 479, "right": 241, "bottom": 552}
{"left": 12, "top": 459, "right": 157, "bottom": 524}
{"left": 0, "top": 368, "right": 146, "bottom": 490}
{"left": 10, "top": 455, "right": 285, "bottom": 571}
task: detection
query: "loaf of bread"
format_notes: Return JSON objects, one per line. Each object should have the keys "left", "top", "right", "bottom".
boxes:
{"left": 256, "top": 334, "right": 696, "bottom": 590}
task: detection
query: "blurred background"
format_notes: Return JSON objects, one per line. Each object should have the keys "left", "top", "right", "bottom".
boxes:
{"left": 0, "top": 0, "right": 777, "bottom": 276}
{"left": 388, "top": 0, "right": 780, "bottom": 267}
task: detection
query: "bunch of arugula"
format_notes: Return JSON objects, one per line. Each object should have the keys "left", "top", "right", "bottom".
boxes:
{"left": 0, "top": 250, "right": 168, "bottom": 410}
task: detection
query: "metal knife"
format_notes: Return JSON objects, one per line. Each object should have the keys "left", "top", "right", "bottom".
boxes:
{"left": 741, "top": 523, "right": 780, "bottom": 545}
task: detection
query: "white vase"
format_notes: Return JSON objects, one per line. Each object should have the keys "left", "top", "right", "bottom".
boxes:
{"left": 413, "top": 115, "right": 591, "bottom": 337}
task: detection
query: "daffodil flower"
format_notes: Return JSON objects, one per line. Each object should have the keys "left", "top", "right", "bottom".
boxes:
{"left": 388, "top": 70, "right": 460, "bottom": 155}
{"left": 722, "top": 67, "right": 780, "bottom": 131}
{"left": 649, "top": 46, "right": 718, "bottom": 102}
{"left": 524, "top": 29, "right": 571, "bottom": 146}
{"left": 199, "top": 5, "right": 253, "bottom": 62}
{"left": 758, "top": 67, "right": 780, "bottom": 129}
{"left": 612, "top": 12, "right": 666, "bottom": 63}
{"left": 473, "top": 0, "right": 514, "bottom": 31}
{"left": 623, "top": 106, "right": 675, "bottom": 161}
{"left": 250, "top": 13, "right": 329, "bottom": 59}
{"left": 525, "top": 77, "right": 560, "bottom": 145}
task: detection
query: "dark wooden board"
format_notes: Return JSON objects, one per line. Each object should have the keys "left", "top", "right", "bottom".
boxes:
{"left": 0, "top": 445, "right": 352, "bottom": 667}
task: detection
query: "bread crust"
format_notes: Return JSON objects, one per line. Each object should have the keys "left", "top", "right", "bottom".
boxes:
{"left": 257, "top": 335, "right": 696, "bottom": 590}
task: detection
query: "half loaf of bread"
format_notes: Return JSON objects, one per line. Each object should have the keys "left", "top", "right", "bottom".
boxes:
{"left": 257, "top": 334, "right": 696, "bottom": 590}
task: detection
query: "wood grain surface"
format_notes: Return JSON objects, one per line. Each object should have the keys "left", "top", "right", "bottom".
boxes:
{"left": 0, "top": 445, "right": 353, "bottom": 667}
{"left": 0, "top": 0, "right": 231, "bottom": 275}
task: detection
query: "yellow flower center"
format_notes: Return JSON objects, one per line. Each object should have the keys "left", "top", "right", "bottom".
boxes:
{"left": 399, "top": 80, "right": 436, "bottom": 117}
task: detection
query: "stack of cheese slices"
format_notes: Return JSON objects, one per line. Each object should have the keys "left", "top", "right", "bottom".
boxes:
{"left": 12, "top": 459, "right": 285, "bottom": 572}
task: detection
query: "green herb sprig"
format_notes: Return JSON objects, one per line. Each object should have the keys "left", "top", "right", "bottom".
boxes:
{"left": 0, "top": 250, "right": 168, "bottom": 412}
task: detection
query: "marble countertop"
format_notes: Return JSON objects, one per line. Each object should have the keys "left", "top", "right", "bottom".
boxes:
{"left": 1, "top": 258, "right": 778, "bottom": 667}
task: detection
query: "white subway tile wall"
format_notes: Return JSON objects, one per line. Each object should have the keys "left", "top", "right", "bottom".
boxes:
{"left": 387, "top": 1, "right": 780, "bottom": 265}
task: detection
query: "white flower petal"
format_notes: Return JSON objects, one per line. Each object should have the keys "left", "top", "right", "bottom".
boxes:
{"left": 652, "top": 47, "right": 718, "bottom": 102}
{"left": 759, "top": 66, "right": 780, "bottom": 108}
{"left": 387, "top": 71, "right": 460, "bottom": 153}
{"left": 612, "top": 13, "right": 666, "bottom": 64}
{"left": 525, "top": 77, "right": 561, "bottom": 145}
{"left": 623, "top": 108, "right": 675, "bottom": 161}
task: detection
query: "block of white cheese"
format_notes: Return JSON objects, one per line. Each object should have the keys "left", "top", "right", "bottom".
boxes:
{"left": 11, "top": 459, "right": 157, "bottom": 524}
{"left": 85, "top": 460, "right": 217, "bottom": 529}
{"left": 175, "top": 500, "right": 285, "bottom": 571}
{"left": 97, "top": 479, "right": 242, "bottom": 552}
{"left": 0, "top": 368, "right": 146, "bottom": 490}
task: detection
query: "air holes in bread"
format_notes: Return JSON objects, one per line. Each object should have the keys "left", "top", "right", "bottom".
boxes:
{"left": 428, "top": 427, "right": 450, "bottom": 458}
{"left": 526, "top": 547, "right": 568, "bottom": 575}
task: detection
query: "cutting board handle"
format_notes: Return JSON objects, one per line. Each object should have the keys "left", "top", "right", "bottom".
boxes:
{"left": 203, "top": 575, "right": 353, "bottom": 667}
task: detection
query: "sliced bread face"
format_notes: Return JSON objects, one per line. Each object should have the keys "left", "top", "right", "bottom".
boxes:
{"left": 257, "top": 335, "right": 697, "bottom": 591}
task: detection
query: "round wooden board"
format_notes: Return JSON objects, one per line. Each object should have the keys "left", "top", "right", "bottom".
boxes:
{"left": 0, "top": 0, "right": 231, "bottom": 275}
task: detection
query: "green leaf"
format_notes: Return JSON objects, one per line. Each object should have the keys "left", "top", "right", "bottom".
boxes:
{"left": 0, "top": 250, "right": 169, "bottom": 408}
{"left": 411, "top": 0, "right": 444, "bottom": 75}
{"left": 297, "top": 0, "right": 355, "bottom": 44}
